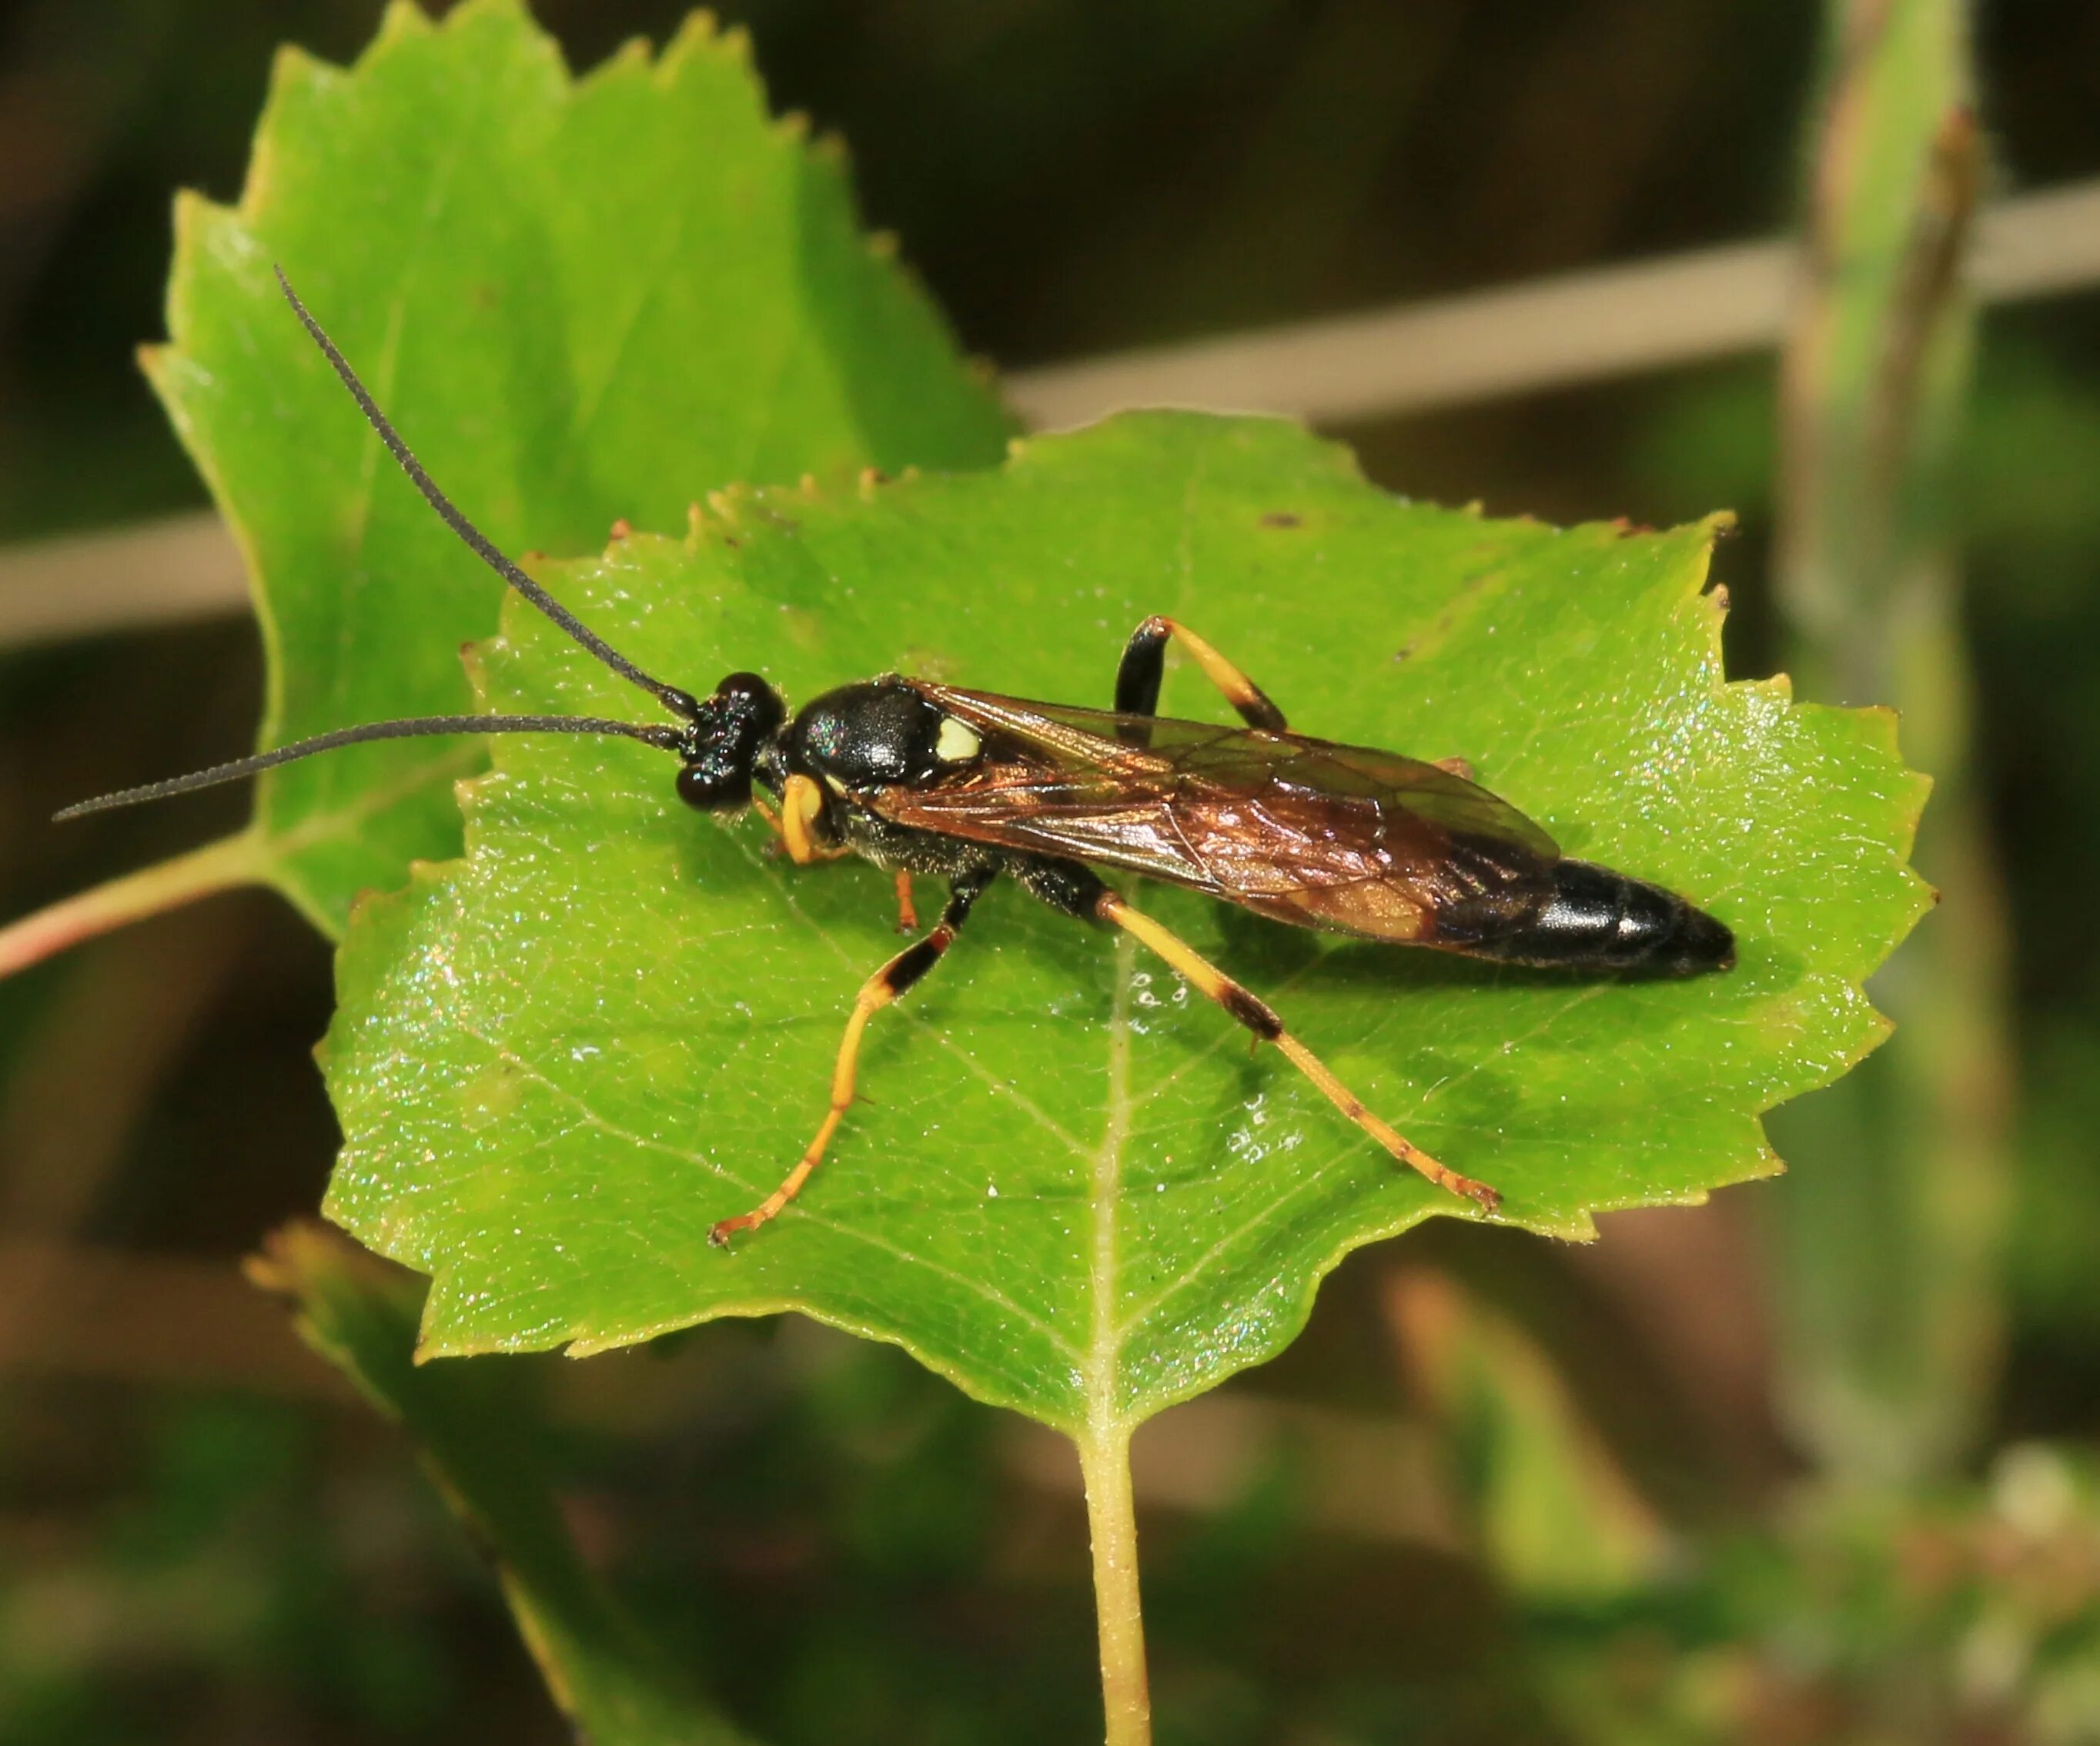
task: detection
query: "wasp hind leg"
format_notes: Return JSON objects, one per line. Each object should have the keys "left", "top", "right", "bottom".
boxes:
{"left": 1114, "top": 617, "right": 1287, "bottom": 744}
{"left": 710, "top": 865, "right": 996, "bottom": 1246}
{"left": 1095, "top": 890, "right": 1500, "bottom": 1213}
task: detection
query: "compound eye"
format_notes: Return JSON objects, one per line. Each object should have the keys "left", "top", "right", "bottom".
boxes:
{"left": 676, "top": 765, "right": 751, "bottom": 811}
{"left": 713, "top": 671, "right": 785, "bottom": 734}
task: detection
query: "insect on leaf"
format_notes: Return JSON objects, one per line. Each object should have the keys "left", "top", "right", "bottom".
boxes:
{"left": 142, "top": 0, "right": 1008, "bottom": 936}
{"left": 323, "top": 413, "right": 1931, "bottom": 1436}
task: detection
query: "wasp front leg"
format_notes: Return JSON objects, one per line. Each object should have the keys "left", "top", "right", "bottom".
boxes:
{"left": 710, "top": 865, "right": 997, "bottom": 1246}
{"left": 778, "top": 773, "right": 853, "bottom": 865}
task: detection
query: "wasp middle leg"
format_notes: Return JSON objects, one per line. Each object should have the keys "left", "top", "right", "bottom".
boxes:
{"left": 710, "top": 865, "right": 997, "bottom": 1246}
{"left": 1114, "top": 616, "right": 1286, "bottom": 745}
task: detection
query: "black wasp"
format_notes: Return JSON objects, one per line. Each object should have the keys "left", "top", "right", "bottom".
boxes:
{"left": 63, "top": 273, "right": 1734, "bottom": 1243}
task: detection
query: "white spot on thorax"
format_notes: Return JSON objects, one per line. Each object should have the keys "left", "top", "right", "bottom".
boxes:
{"left": 935, "top": 717, "right": 981, "bottom": 763}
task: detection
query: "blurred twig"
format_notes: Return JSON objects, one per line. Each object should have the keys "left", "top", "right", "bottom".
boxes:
{"left": 249, "top": 1222, "right": 757, "bottom": 1746}
{"left": 0, "top": 1235, "right": 1480, "bottom": 1559}
{"left": 0, "top": 1239, "right": 346, "bottom": 1398}
{"left": 1769, "top": 0, "right": 2010, "bottom": 1486}
{"left": 0, "top": 510, "right": 249, "bottom": 649}
{"left": 1009, "top": 178, "right": 2100, "bottom": 430}
{"left": 0, "top": 896, "right": 252, "bottom": 1362}
{"left": 0, "top": 833, "right": 262, "bottom": 982}
{"left": 1413, "top": 1213, "right": 1794, "bottom": 1524}
{"left": 0, "top": 902, "right": 245, "bottom": 1238}
{"left": 3, "top": 178, "right": 2096, "bottom": 654}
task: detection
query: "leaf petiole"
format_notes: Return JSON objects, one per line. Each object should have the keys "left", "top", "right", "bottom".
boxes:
{"left": 1079, "top": 1424, "right": 1152, "bottom": 1746}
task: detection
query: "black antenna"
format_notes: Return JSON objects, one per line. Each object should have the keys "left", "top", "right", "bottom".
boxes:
{"left": 275, "top": 267, "right": 702, "bottom": 723}
{"left": 55, "top": 714, "right": 687, "bottom": 821}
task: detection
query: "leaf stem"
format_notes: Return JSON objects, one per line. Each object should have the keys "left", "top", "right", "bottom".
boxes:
{"left": 1079, "top": 1424, "right": 1151, "bottom": 1746}
{"left": 0, "top": 833, "right": 265, "bottom": 981}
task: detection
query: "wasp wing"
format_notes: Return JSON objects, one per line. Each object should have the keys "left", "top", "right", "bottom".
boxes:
{"left": 873, "top": 684, "right": 1559, "bottom": 945}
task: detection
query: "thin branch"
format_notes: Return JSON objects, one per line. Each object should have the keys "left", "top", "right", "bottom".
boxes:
{"left": 2, "top": 178, "right": 2096, "bottom": 652}
{"left": 0, "top": 831, "right": 262, "bottom": 982}
{"left": 1768, "top": 1, "right": 2012, "bottom": 1483}
{"left": 0, "top": 509, "right": 242, "bottom": 648}
{"left": 1010, "top": 178, "right": 2100, "bottom": 430}
{"left": 0, "top": 1239, "right": 349, "bottom": 1400}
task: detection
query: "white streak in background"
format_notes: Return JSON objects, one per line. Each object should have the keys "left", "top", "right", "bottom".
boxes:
{"left": 5, "top": 179, "right": 2097, "bottom": 651}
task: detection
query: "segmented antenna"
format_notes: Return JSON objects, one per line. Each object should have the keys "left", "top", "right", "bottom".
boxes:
{"left": 274, "top": 267, "right": 702, "bottom": 722}
{"left": 55, "top": 714, "right": 687, "bottom": 821}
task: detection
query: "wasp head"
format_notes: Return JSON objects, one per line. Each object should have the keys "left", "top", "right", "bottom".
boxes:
{"left": 674, "top": 672, "right": 788, "bottom": 810}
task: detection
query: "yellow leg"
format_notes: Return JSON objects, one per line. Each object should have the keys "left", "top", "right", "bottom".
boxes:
{"left": 894, "top": 870, "right": 918, "bottom": 933}
{"left": 1159, "top": 619, "right": 1284, "bottom": 728}
{"left": 779, "top": 773, "right": 851, "bottom": 865}
{"left": 1096, "top": 892, "right": 1500, "bottom": 1212}
{"left": 711, "top": 875, "right": 988, "bottom": 1246}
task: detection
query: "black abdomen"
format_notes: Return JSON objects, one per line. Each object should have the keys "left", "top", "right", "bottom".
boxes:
{"left": 1470, "top": 859, "right": 1734, "bottom": 977}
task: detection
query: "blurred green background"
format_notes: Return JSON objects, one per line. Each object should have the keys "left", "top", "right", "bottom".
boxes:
{"left": 2, "top": 2, "right": 2098, "bottom": 1741}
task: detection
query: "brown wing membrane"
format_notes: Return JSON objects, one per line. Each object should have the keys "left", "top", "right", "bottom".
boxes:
{"left": 874, "top": 684, "right": 1560, "bottom": 946}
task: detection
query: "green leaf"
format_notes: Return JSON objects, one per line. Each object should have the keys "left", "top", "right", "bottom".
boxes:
{"left": 323, "top": 412, "right": 1928, "bottom": 1435}
{"left": 249, "top": 1221, "right": 759, "bottom": 1746}
{"left": 145, "top": 0, "right": 1008, "bottom": 936}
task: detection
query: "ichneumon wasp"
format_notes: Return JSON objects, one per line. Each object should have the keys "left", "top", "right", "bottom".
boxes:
{"left": 62, "top": 271, "right": 1735, "bottom": 1243}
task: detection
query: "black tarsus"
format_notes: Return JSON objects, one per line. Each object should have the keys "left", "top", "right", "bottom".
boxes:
{"left": 273, "top": 267, "right": 702, "bottom": 724}
{"left": 53, "top": 714, "right": 686, "bottom": 821}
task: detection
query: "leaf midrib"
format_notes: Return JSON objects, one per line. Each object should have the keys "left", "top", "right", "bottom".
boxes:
{"left": 1086, "top": 929, "right": 1140, "bottom": 1437}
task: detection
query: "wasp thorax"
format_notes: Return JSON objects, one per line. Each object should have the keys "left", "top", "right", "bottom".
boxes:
{"left": 789, "top": 678, "right": 955, "bottom": 794}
